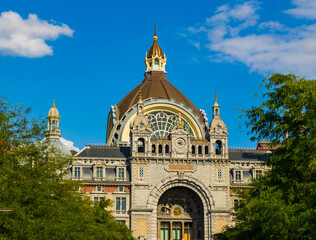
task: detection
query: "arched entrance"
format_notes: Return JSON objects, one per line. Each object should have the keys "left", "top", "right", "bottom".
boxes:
{"left": 158, "top": 187, "right": 204, "bottom": 240}
{"left": 146, "top": 176, "right": 213, "bottom": 240}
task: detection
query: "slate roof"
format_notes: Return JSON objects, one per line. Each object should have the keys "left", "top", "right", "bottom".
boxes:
{"left": 228, "top": 150, "right": 268, "bottom": 161}
{"left": 77, "top": 146, "right": 131, "bottom": 158}
{"left": 77, "top": 146, "right": 268, "bottom": 161}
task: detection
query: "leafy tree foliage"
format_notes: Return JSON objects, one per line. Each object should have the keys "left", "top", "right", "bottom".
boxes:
{"left": 0, "top": 97, "right": 134, "bottom": 240}
{"left": 215, "top": 74, "right": 316, "bottom": 240}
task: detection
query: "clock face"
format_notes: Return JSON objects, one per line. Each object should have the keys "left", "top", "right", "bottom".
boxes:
{"left": 176, "top": 138, "right": 186, "bottom": 148}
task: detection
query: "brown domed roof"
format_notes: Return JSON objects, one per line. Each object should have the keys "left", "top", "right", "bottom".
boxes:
{"left": 116, "top": 71, "right": 204, "bottom": 122}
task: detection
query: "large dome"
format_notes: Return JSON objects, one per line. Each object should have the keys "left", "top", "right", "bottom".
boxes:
{"left": 116, "top": 71, "right": 204, "bottom": 122}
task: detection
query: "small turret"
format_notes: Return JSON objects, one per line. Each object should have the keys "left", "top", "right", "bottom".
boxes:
{"left": 209, "top": 92, "right": 229, "bottom": 158}
{"left": 45, "top": 99, "right": 61, "bottom": 140}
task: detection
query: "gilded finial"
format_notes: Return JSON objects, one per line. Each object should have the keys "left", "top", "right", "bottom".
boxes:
{"left": 177, "top": 112, "right": 184, "bottom": 127}
{"left": 53, "top": 98, "right": 56, "bottom": 108}
{"left": 153, "top": 21, "right": 158, "bottom": 42}
{"left": 139, "top": 90, "right": 142, "bottom": 100}
{"left": 215, "top": 90, "right": 217, "bottom": 103}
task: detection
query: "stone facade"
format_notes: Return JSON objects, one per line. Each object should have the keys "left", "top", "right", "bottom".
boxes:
{"left": 57, "top": 31, "right": 271, "bottom": 240}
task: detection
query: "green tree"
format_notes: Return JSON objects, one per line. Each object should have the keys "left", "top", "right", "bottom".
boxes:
{"left": 0, "top": 97, "right": 135, "bottom": 240}
{"left": 215, "top": 74, "right": 316, "bottom": 240}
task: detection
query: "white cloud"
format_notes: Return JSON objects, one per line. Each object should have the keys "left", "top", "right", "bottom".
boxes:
{"left": 189, "top": 40, "right": 200, "bottom": 49}
{"left": 285, "top": 0, "right": 316, "bottom": 19}
{"left": 186, "top": 1, "right": 316, "bottom": 78}
{"left": 0, "top": 11, "right": 74, "bottom": 58}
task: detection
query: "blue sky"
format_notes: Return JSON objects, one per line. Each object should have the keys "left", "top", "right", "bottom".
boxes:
{"left": 1, "top": 0, "right": 315, "bottom": 149}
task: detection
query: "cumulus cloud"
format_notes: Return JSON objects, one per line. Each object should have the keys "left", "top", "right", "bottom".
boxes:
{"left": 186, "top": 1, "right": 316, "bottom": 78}
{"left": 284, "top": 0, "right": 316, "bottom": 19}
{"left": 0, "top": 11, "right": 74, "bottom": 58}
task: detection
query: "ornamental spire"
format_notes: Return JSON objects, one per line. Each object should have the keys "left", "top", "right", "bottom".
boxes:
{"left": 153, "top": 22, "right": 158, "bottom": 42}
{"left": 212, "top": 91, "right": 220, "bottom": 118}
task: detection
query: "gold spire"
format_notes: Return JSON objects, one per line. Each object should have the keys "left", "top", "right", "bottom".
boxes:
{"left": 52, "top": 99, "right": 56, "bottom": 108}
{"left": 215, "top": 90, "right": 217, "bottom": 103}
{"left": 153, "top": 22, "right": 158, "bottom": 42}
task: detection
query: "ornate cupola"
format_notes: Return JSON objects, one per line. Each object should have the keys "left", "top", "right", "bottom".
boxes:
{"left": 144, "top": 26, "right": 167, "bottom": 72}
{"left": 45, "top": 100, "right": 61, "bottom": 140}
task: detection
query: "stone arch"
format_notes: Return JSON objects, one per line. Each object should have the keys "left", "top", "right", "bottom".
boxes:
{"left": 146, "top": 175, "right": 214, "bottom": 239}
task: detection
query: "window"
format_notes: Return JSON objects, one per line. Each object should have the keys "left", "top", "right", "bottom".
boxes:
{"left": 96, "top": 167, "right": 103, "bottom": 178}
{"left": 215, "top": 140, "right": 222, "bottom": 155}
{"left": 116, "top": 197, "right": 126, "bottom": 213}
{"left": 255, "top": 170, "right": 262, "bottom": 179}
{"left": 146, "top": 111, "right": 193, "bottom": 139}
{"left": 205, "top": 146, "right": 209, "bottom": 154}
{"left": 137, "top": 138, "right": 145, "bottom": 153}
{"left": 217, "top": 168, "right": 223, "bottom": 180}
{"left": 191, "top": 145, "right": 196, "bottom": 154}
{"left": 96, "top": 186, "right": 102, "bottom": 191}
{"left": 139, "top": 166, "right": 144, "bottom": 179}
{"left": 198, "top": 145, "right": 202, "bottom": 154}
{"left": 159, "top": 144, "right": 163, "bottom": 153}
{"left": 94, "top": 197, "right": 104, "bottom": 204}
{"left": 172, "top": 222, "right": 182, "bottom": 240}
{"left": 165, "top": 145, "right": 169, "bottom": 153}
{"left": 152, "top": 144, "right": 156, "bottom": 153}
{"left": 160, "top": 222, "right": 170, "bottom": 240}
{"left": 117, "top": 220, "right": 126, "bottom": 225}
{"left": 154, "top": 59, "right": 159, "bottom": 67}
{"left": 118, "top": 168, "right": 125, "bottom": 180}
{"left": 74, "top": 167, "right": 80, "bottom": 178}
{"left": 118, "top": 186, "right": 124, "bottom": 192}
{"left": 233, "top": 199, "right": 240, "bottom": 208}
{"left": 235, "top": 170, "right": 241, "bottom": 181}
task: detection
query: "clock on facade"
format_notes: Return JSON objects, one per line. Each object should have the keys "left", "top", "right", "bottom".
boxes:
{"left": 176, "top": 138, "right": 186, "bottom": 148}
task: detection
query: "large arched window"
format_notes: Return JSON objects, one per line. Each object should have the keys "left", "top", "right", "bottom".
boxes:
{"left": 146, "top": 111, "right": 193, "bottom": 139}
{"left": 137, "top": 138, "right": 145, "bottom": 153}
{"left": 215, "top": 140, "right": 222, "bottom": 155}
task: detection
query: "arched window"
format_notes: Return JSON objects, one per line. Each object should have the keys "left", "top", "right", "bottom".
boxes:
{"left": 198, "top": 146, "right": 202, "bottom": 154}
{"left": 137, "top": 138, "right": 145, "bottom": 153}
{"left": 158, "top": 144, "right": 163, "bottom": 154}
{"left": 215, "top": 140, "right": 222, "bottom": 155}
{"left": 154, "top": 59, "right": 159, "bottom": 67}
{"left": 215, "top": 109, "right": 218, "bottom": 116}
{"left": 165, "top": 145, "right": 169, "bottom": 153}
{"left": 205, "top": 146, "right": 209, "bottom": 154}
{"left": 152, "top": 144, "right": 156, "bottom": 153}
{"left": 191, "top": 145, "right": 196, "bottom": 154}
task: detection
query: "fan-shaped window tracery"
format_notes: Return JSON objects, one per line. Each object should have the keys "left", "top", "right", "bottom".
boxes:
{"left": 146, "top": 111, "right": 193, "bottom": 139}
